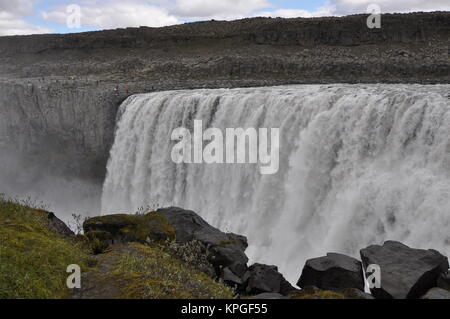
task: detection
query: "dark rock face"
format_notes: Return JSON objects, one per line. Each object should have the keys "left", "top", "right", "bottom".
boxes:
{"left": 1, "top": 13, "right": 449, "bottom": 83}
{"left": 47, "top": 212, "right": 74, "bottom": 237}
{"left": 297, "top": 253, "right": 365, "bottom": 291}
{"left": 221, "top": 261, "right": 249, "bottom": 289}
{"left": 83, "top": 212, "right": 176, "bottom": 243}
{"left": 156, "top": 207, "right": 249, "bottom": 272}
{"left": 360, "top": 241, "right": 449, "bottom": 299}
{"left": 83, "top": 207, "right": 249, "bottom": 280}
{"left": 437, "top": 272, "right": 450, "bottom": 290}
{"left": 336, "top": 288, "right": 374, "bottom": 300}
{"left": 221, "top": 267, "right": 244, "bottom": 286}
{"left": 243, "top": 263, "right": 295, "bottom": 296}
{"left": 420, "top": 287, "right": 450, "bottom": 299}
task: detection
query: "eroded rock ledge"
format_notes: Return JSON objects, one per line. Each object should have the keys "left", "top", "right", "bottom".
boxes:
{"left": 80, "top": 206, "right": 450, "bottom": 299}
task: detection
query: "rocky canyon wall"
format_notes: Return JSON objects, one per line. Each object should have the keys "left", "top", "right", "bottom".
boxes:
{"left": 0, "top": 12, "right": 449, "bottom": 215}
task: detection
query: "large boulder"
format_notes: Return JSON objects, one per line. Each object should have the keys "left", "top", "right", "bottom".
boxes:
{"left": 242, "top": 263, "right": 296, "bottom": 296}
{"left": 337, "top": 288, "right": 375, "bottom": 299}
{"left": 420, "top": 287, "right": 450, "bottom": 299}
{"left": 437, "top": 272, "right": 450, "bottom": 290}
{"left": 47, "top": 212, "right": 74, "bottom": 237}
{"left": 297, "top": 253, "right": 365, "bottom": 291}
{"left": 221, "top": 267, "right": 244, "bottom": 287}
{"left": 220, "top": 261, "right": 249, "bottom": 289}
{"left": 83, "top": 212, "right": 176, "bottom": 243}
{"left": 156, "top": 207, "right": 249, "bottom": 272}
{"left": 360, "top": 241, "right": 449, "bottom": 299}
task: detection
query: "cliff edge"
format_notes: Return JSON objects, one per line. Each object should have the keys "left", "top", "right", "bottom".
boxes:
{"left": 0, "top": 12, "right": 449, "bottom": 210}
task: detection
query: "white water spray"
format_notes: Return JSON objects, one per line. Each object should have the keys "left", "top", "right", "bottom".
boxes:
{"left": 102, "top": 84, "right": 450, "bottom": 282}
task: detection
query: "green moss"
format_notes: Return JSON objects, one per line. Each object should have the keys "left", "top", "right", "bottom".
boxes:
{"left": 109, "top": 243, "right": 233, "bottom": 299}
{"left": 86, "top": 230, "right": 113, "bottom": 241}
{"left": 84, "top": 212, "right": 176, "bottom": 244}
{"left": 0, "top": 197, "right": 230, "bottom": 299}
{"left": 0, "top": 197, "right": 89, "bottom": 299}
{"left": 215, "top": 239, "right": 236, "bottom": 247}
{"left": 84, "top": 214, "right": 137, "bottom": 227}
{"left": 142, "top": 213, "right": 176, "bottom": 242}
{"left": 290, "top": 286, "right": 346, "bottom": 299}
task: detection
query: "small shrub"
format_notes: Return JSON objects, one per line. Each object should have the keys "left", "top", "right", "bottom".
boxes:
{"left": 110, "top": 243, "right": 233, "bottom": 299}
{"left": 159, "top": 239, "right": 215, "bottom": 276}
{"left": 85, "top": 230, "right": 113, "bottom": 254}
{"left": 90, "top": 238, "right": 110, "bottom": 255}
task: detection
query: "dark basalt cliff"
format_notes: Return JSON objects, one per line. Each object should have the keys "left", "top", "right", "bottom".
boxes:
{"left": 0, "top": 12, "right": 449, "bottom": 208}
{"left": 1, "top": 12, "right": 449, "bottom": 81}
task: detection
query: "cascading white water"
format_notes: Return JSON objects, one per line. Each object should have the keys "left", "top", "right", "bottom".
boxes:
{"left": 102, "top": 84, "right": 450, "bottom": 283}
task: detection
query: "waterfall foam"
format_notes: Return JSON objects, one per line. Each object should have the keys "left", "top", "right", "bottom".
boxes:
{"left": 102, "top": 84, "right": 450, "bottom": 282}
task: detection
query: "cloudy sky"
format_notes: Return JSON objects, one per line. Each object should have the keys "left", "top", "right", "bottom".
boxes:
{"left": 1, "top": 0, "right": 449, "bottom": 36}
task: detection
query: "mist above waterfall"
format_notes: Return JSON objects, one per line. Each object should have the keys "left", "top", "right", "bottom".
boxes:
{"left": 0, "top": 150, "right": 101, "bottom": 226}
{"left": 102, "top": 84, "right": 450, "bottom": 283}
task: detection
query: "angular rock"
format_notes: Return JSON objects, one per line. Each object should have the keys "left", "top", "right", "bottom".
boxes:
{"left": 47, "top": 212, "right": 74, "bottom": 237}
{"left": 243, "top": 263, "right": 295, "bottom": 296}
{"left": 220, "top": 261, "right": 248, "bottom": 289}
{"left": 337, "top": 288, "right": 375, "bottom": 299}
{"left": 437, "top": 272, "right": 450, "bottom": 290}
{"left": 297, "top": 253, "right": 364, "bottom": 291}
{"left": 420, "top": 287, "right": 450, "bottom": 299}
{"left": 83, "top": 212, "right": 176, "bottom": 243}
{"left": 228, "top": 261, "right": 248, "bottom": 278}
{"left": 360, "top": 241, "right": 449, "bottom": 299}
{"left": 221, "top": 267, "right": 244, "bottom": 286}
{"left": 226, "top": 232, "right": 249, "bottom": 252}
{"left": 157, "top": 207, "right": 249, "bottom": 271}
{"left": 280, "top": 277, "right": 297, "bottom": 296}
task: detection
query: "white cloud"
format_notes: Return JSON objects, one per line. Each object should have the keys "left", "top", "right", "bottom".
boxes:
{"left": 0, "top": 13, "right": 51, "bottom": 36}
{"left": 41, "top": 0, "right": 273, "bottom": 28}
{"left": 331, "top": 0, "right": 450, "bottom": 15}
{"left": 42, "top": 1, "right": 180, "bottom": 29}
{"left": 256, "top": 0, "right": 450, "bottom": 20}
{"left": 256, "top": 5, "right": 335, "bottom": 18}
{"left": 3, "top": 0, "right": 450, "bottom": 35}
{"left": 0, "top": 1, "right": 52, "bottom": 36}
{"left": 172, "top": 0, "right": 271, "bottom": 20}
{"left": 0, "top": 0, "right": 34, "bottom": 16}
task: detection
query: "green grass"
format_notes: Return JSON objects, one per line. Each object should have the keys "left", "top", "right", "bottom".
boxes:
{"left": 110, "top": 243, "right": 234, "bottom": 299}
{"left": 0, "top": 196, "right": 89, "bottom": 299}
{"left": 0, "top": 196, "right": 234, "bottom": 299}
{"left": 84, "top": 212, "right": 176, "bottom": 243}
{"left": 289, "top": 286, "right": 346, "bottom": 299}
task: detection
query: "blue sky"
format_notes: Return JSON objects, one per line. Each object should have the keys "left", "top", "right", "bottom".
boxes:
{"left": 34, "top": 0, "right": 329, "bottom": 33}
{"left": 1, "top": 0, "right": 449, "bottom": 36}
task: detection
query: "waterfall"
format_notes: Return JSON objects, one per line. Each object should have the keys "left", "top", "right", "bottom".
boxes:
{"left": 102, "top": 84, "right": 450, "bottom": 282}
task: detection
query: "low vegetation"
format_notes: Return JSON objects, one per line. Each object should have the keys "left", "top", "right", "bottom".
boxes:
{"left": 290, "top": 286, "right": 345, "bottom": 299}
{"left": 0, "top": 195, "right": 88, "bottom": 298}
{"left": 109, "top": 243, "right": 234, "bottom": 299}
{"left": 0, "top": 195, "right": 233, "bottom": 299}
